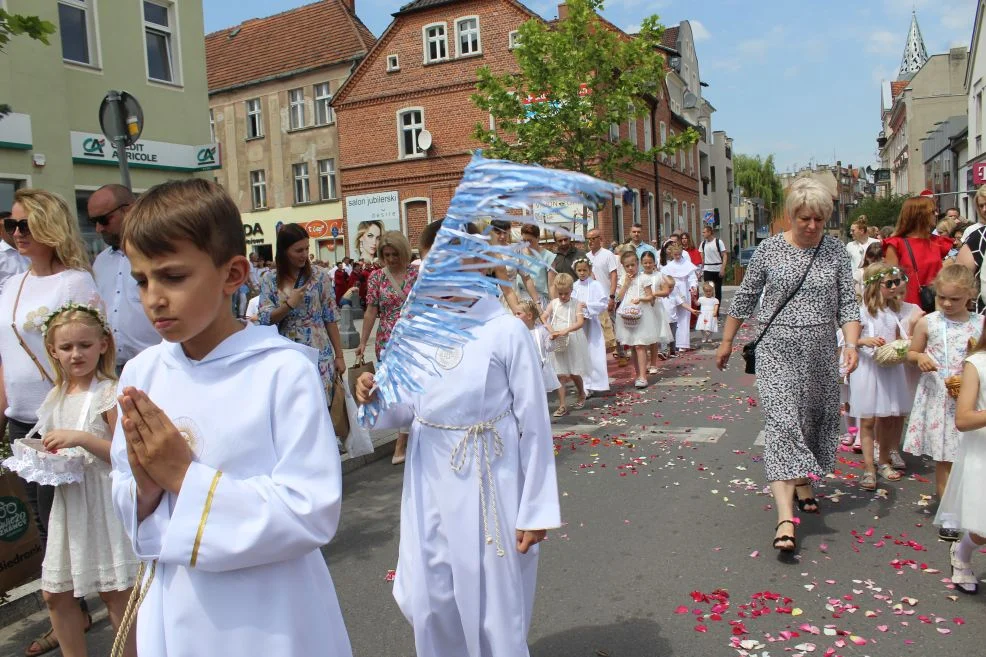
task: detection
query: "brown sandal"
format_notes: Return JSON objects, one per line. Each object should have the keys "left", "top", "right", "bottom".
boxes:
{"left": 25, "top": 614, "right": 91, "bottom": 657}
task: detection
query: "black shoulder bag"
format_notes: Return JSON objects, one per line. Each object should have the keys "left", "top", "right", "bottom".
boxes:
{"left": 902, "top": 238, "right": 937, "bottom": 313}
{"left": 742, "top": 240, "right": 822, "bottom": 374}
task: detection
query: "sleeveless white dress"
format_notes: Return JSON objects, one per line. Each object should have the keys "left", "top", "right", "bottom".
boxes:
{"left": 37, "top": 379, "right": 139, "bottom": 595}
{"left": 547, "top": 298, "right": 591, "bottom": 377}
{"left": 935, "top": 352, "right": 986, "bottom": 535}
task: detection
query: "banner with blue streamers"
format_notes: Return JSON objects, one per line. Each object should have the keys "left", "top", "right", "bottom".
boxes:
{"left": 358, "top": 152, "right": 622, "bottom": 426}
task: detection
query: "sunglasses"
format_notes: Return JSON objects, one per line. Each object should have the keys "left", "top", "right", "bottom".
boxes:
{"left": 3, "top": 218, "right": 29, "bottom": 235}
{"left": 89, "top": 203, "right": 129, "bottom": 226}
{"left": 881, "top": 278, "right": 906, "bottom": 289}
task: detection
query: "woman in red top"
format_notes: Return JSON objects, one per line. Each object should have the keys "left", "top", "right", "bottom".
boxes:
{"left": 883, "top": 196, "right": 953, "bottom": 307}
{"left": 681, "top": 232, "right": 703, "bottom": 267}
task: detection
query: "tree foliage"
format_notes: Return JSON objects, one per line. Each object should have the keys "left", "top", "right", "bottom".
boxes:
{"left": 1, "top": 10, "right": 56, "bottom": 116}
{"left": 470, "top": 0, "right": 697, "bottom": 182}
{"left": 733, "top": 154, "right": 784, "bottom": 220}
{"left": 847, "top": 194, "right": 909, "bottom": 235}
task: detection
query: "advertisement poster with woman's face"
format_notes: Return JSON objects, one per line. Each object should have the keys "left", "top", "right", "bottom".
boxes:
{"left": 346, "top": 191, "right": 401, "bottom": 263}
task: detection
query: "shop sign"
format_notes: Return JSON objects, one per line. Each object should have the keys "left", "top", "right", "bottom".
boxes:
{"left": 0, "top": 113, "right": 32, "bottom": 150}
{"left": 973, "top": 160, "right": 986, "bottom": 187}
{"left": 302, "top": 219, "right": 344, "bottom": 239}
{"left": 70, "top": 131, "right": 221, "bottom": 172}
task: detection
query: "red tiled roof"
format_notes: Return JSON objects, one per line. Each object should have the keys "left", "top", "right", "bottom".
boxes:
{"left": 206, "top": 0, "right": 375, "bottom": 92}
{"left": 890, "top": 80, "right": 909, "bottom": 99}
{"left": 661, "top": 25, "right": 679, "bottom": 49}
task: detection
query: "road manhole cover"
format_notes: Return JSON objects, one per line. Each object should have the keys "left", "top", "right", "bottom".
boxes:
{"left": 647, "top": 427, "right": 725, "bottom": 443}
{"left": 657, "top": 376, "right": 711, "bottom": 387}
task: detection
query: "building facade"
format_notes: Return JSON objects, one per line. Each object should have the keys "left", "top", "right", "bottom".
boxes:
{"left": 0, "top": 0, "right": 216, "bottom": 259}
{"left": 922, "top": 115, "right": 967, "bottom": 215}
{"left": 966, "top": 0, "right": 986, "bottom": 211}
{"left": 206, "top": 0, "right": 374, "bottom": 262}
{"left": 333, "top": 0, "right": 700, "bottom": 252}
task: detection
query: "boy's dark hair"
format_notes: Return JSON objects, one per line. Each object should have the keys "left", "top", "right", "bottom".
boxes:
{"left": 520, "top": 223, "right": 540, "bottom": 238}
{"left": 275, "top": 223, "right": 313, "bottom": 285}
{"left": 123, "top": 178, "right": 245, "bottom": 265}
{"left": 490, "top": 219, "right": 511, "bottom": 233}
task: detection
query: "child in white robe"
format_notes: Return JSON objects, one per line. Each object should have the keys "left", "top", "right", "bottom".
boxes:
{"left": 516, "top": 299, "right": 560, "bottom": 394}
{"left": 572, "top": 258, "right": 610, "bottom": 395}
{"left": 355, "top": 219, "right": 560, "bottom": 657}
{"left": 661, "top": 242, "right": 699, "bottom": 351}
{"left": 109, "top": 179, "right": 352, "bottom": 657}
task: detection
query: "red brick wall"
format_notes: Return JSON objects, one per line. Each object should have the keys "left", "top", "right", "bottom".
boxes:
{"left": 335, "top": 0, "right": 699, "bottom": 253}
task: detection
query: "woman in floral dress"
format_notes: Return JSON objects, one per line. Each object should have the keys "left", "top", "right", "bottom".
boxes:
{"left": 357, "top": 231, "right": 418, "bottom": 463}
{"left": 259, "top": 223, "right": 346, "bottom": 418}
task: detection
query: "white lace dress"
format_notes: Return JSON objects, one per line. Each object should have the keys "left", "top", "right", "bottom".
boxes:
{"left": 37, "top": 379, "right": 139, "bottom": 595}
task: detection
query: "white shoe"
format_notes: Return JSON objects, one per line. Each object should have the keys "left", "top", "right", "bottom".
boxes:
{"left": 634, "top": 378, "right": 648, "bottom": 389}
{"left": 949, "top": 542, "right": 979, "bottom": 594}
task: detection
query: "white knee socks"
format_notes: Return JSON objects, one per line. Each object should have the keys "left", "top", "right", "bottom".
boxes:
{"left": 955, "top": 533, "right": 977, "bottom": 564}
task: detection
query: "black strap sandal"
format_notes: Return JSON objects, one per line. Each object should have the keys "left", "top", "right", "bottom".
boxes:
{"left": 794, "top": 481, "right": 820, "bottom": 514}
{"left": 773, "top": 520, "right": 796, "bottom": 553}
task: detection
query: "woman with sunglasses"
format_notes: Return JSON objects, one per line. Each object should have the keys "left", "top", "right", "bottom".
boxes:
{"left": 0, "top": 189, "right": 101, "bottom": 657}
{"left": 882, "top": 196, "right": 953, "bottom": 310}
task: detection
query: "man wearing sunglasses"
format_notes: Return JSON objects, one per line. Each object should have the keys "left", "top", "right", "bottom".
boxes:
{"left": 87, "top": 184, "right": 160, "bottom": 370}
{"left": 0, "top": 210, "right": 29, "bottom": 292}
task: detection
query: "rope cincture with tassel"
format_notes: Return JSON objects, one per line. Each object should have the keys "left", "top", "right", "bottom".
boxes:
{"left": 109, "top": 560, "right": 156, "bottom": 657}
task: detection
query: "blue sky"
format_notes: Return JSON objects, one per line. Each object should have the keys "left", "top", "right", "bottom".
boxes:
{"left": 203, "top": 0, "right": 978, "bottom": 173}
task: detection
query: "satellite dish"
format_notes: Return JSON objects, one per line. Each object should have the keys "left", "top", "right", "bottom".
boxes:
{"left": 417, "top": 129, "right": 433, "bottom": 152}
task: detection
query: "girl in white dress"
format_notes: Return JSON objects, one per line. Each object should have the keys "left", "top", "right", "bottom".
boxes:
{"left": 615, "top": 250, "right": 658, "bottom": 389}
{"left": 572, "top": 258, "right": 610, "bottom": 395}
{"left": 939, "top": 333, "right": 986, "bottom": 594}
{"left": 849, "top": 264, "right": 913, "bottom": 491}
{"left": 541, "top": 273, "right": 591, "bottom": 417}
{"left": 516, "top": 299, "right": 560, "bottom": 395}
{"left": 661, "top": 242, "right": 699, "bottom": 351}
{"left": 696, "top": 282, "right": 720, "bottom": 343}
{"left": 37, "top": 304, "right": 138, "bottom": 657}
{"left": 640, "top": 251, "right": 672, "bottom": 372}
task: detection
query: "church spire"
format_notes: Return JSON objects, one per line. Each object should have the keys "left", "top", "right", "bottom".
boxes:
{"left": 897, "top": 10, "right": 929, "bottom": 80}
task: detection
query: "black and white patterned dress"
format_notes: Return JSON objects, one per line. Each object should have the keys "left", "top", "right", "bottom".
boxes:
{"left": 729, "top": 234, "right": 859, "bottom": 481}
{"left": 961, "top": 225, "right": 986, "bottom": 313}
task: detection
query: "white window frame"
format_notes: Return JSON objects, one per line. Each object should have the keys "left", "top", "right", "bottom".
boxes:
{"left": 423, "top": 22, "right": 449, "bottom": 64}
{"left": 208, "top": 108, "right": 216, "bottom": 142}
{"left": 249, "top": 170, "right": 267, "bottom": 210}
{"left": 613, "top": 194, "right": 624, "bottom": 243}
{"left": 455, "top": 16, "right": 482, "bottom": 57}
{"left": 57, "top": 0, "right": 101, "bottom": 68}
{"left": 643, "top": 112, "right": 653, "bottom": 150}
{"left": 397, "top": 107, "right": 425, "bottom": 160}
{"left": 318, "top": 159, "right": 337, "bottom": 201}
{"left": 314, "top": 83, "right": 334, "bottom": 126}
{"left": 402, "top": 197, "right": 433, "bottom": 228}
{"left": 687, "top": 144, "right": 693, "bottom": 172}
{"left": 669, "top": 129, "right": 676, "bottom": 165}
{"left": 292, "top": 163, "right": 310, "bottom": 204}
{"left": 246, "top": 98, "right": 264, "bottom": 139}
{"left": 140, "top": 0, "right": 182, "bottom": 85}
{"left": 633, "top": 190, "right": 641, "bottom": 224}
{"left": 387, "top": 54, "right": 400, "bottom": 72}
{"left": 609, "top": 123, "right": 620, "bottom": 142}
{"left": 660, "top": 122, "right": 668, "bottom": 161}
{"left": 288, "top": 87, "right": 306, "bottom": 130}
{"left": 508, "top": 30, "right": 520, "bottom": 50}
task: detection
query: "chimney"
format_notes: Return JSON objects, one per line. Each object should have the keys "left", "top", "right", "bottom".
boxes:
{"left": 558, "top": 3, "right": 568, "bottom": 20}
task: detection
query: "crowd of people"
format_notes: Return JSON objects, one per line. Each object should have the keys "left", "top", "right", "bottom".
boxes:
{"left": 719, "top": 180, "right": 986, "bottom": 595}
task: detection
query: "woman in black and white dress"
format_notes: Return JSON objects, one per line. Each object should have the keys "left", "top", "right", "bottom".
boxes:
{"left": 716, "top": 178, "right": 861, "bottom": 553}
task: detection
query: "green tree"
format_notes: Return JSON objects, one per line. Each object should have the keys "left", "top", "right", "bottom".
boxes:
{"left": 847, "top": 194, "right": 909, "bottom": 236}
{"left": 471, "top": 0, "right": 697, "bottom": 182}
{"left": 733, "top": 154, "right": 784, "bottom": 221}
{"left": 1, "top": 9, "right": 56, "bottom": 116}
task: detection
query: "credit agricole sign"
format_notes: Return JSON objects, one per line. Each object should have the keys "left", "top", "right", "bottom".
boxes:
{"left": 70, "top": 131, "right": 221, "bottom": 172}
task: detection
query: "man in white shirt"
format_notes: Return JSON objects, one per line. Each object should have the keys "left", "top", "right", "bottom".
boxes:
{"left": 700, "top": 225, "right": 728, "bottom": 316}
{"left": 88, "top": 184, "right": 161, "bottom": 369}
{"left": 0, "top": 211, "right": 29, "bottom": 292}
{"left": 586, "top": 228, "right": 618, "bottom": 308}
{"left": 845, "top": 217, "right": 880, "bottom": 270}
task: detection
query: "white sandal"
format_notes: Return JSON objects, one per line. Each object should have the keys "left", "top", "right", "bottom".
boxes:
{"left": 949, "top": 542, "right": 980, "bottom": 594}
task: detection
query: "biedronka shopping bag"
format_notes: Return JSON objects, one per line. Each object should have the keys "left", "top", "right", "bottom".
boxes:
{"left": 0, "top": 470, "right": 43, "bottom": 594}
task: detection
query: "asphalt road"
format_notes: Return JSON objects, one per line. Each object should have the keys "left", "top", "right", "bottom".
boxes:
{"left": 3, "top": 320, "right": 986, "bottom": 657}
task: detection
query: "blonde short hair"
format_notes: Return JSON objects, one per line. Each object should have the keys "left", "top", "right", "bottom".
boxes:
{"left": 554, "top": 272, "right": 574, "bottom": 290}
{"left": 975, "top": 185, "right": 986, "bottom": 221}
{"left": 377, "top": 230, "right": 411, "bottom": 269}
{"left": 14, "top": 189, "right": 91, "bottom": 272}
{"left": 784, "top": 177, "right": 833, "bottom": 224}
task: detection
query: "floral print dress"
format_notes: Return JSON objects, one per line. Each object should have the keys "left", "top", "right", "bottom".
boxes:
{"left": 904, "top": 312, "right": 984, "bottom": 462}
{"left": 366, "top": 265, "right": 417, "bottom": 361}
{"left": 258, "top": 265, "right": 339, "bottom": 396}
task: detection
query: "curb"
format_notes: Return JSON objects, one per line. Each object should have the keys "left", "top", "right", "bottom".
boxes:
{"left": 0, "top": 433, "right": 399, "bottom": 627}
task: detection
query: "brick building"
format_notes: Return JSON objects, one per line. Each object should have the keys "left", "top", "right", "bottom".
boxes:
{"left": 333, "top": 0, "right": 699, "bottom": 252}
{"left": 206, "top": 0, "right": 374, "bottom": 262}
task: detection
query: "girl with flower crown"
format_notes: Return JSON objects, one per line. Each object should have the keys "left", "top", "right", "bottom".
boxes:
{"left": 4, "top": 303, "right": 139, "bottom": 657}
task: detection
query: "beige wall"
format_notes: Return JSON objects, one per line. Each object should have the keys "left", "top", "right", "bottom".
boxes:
{"left": 210, "top": 62, "right": 354, "bottom": 220}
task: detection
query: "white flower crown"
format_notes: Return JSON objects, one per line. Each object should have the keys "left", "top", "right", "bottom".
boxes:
{"left": 40, "top": 301, "right": 111, "bottom": 340}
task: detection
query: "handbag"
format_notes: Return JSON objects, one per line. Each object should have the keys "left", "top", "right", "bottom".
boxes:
{"left": 902, "top": 238, "right": 937, "bottom": 313}
{"left": 329, "top": 374, "right": 349, "bottom": 441}
{"left": 348, "top": 355, "right": 376, "bottom": 392}
{"left": 742, "top": 240, "right": 822, "bottom": 375}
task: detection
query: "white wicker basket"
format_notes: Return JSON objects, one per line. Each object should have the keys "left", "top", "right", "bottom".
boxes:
{"left": 2, "top": 438, "right": 86, "bottom": 486}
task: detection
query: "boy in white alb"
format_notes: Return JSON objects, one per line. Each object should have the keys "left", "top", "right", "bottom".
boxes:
{"left": 109, "top": 180, "right": 352, "bottom": 657}
{"left": 356, "top": 219, "right": 560, "bottom": 657}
